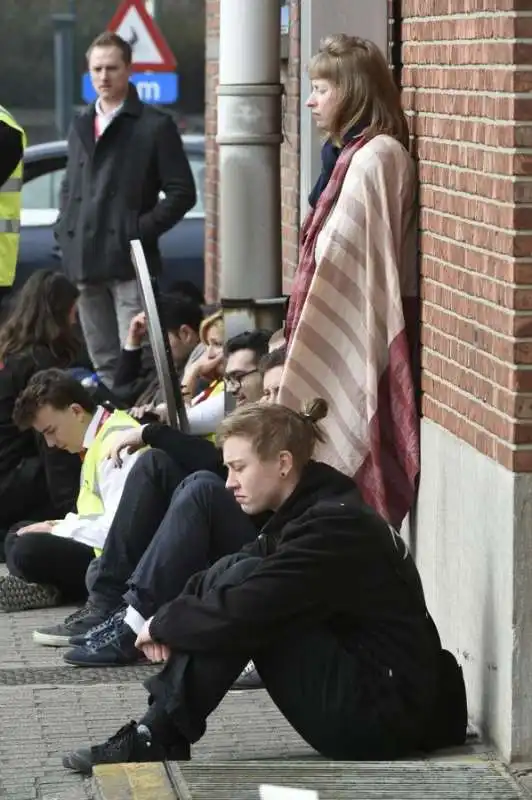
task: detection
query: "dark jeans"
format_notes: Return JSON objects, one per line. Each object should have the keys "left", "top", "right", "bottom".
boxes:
{"left": 4, "top": 524, "right": 94, "bottom": 602}
{"left": 89, "top": 447, "right": 257, "bottom": 616}
{"left": 143, "top": 555, "right": 426, "bottom": 761}
{"left": 89, "top": 449, "right": 190, "bottom": 612}
{"left": 124, "top": 470, "right": 257, "bottom": 619}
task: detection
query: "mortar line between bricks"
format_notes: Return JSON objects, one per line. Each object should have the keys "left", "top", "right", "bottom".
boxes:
{"left": 405, "top": 88, "right": 532, "bottom": 98}
{"left": 403, "top": 12, "right": 532, "bottom": 22}
{"left": 422, "top": 254, "right": 532, "bottom": 290}
{"left": 423, "top": 364, "right": 532, "bottom": 424}
{"left": 421, "top": 301, "right": 532, "bottom": 345}
{"left": 405, "top": 111, "right": 532, "bottom": 125}
{"left": 405, "top": 37, "right": 532, "bottom": 45}
{"left": 423, "top": 345, "right": 530, "bottom": 396}
{"left": 422, "top": 378, "right": 532, "bottom": 447}
{"left": 418, "top": 163, "right": 531, "bottom": 182}
{"left": 414, "top": 136, "right": 532, "bottom": 155}
{"left": 421, "top": 183, "right": 532, "bottom": 209}
{"left": 405, "top": 65, "right": 532, "bottom": 72}
{"left": 423, "top": 230, "right": 532, "bottom": 264}
{"left": 423, "top": 277, "right": 532, "bottom": 316}
{"left": 423, "top": 207, "right": 532, "bottom": 236}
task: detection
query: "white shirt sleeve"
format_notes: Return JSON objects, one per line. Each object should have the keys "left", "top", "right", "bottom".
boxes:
{"left": 51, "top": 449, "right": 143, "bottom": 550}
{"left": 186, "top": 390, "right": 225, "bottom": 436}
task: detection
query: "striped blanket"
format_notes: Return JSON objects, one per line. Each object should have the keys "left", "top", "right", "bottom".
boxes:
{"left": 279, "top": 135, "right": 419, "bottom": 527}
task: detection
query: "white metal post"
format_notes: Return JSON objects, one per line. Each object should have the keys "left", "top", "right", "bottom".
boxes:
{"left": 217, "top": 0, "right": 283, "bottom": 300}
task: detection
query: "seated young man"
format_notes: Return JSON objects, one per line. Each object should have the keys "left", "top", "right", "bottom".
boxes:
{"left": 113, "top": 294, "right": 205, "bottom": 411}
{"left": 31, "top": 331, "right": 273, "bottom": 649}
{"left": 62, "top": 400, "right": 467, "bottom": 774}
{"left": 0, "top": 369, "right": 143, "bottom": 612}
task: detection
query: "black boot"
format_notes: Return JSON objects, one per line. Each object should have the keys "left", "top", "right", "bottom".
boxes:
{"left": 62, "top": 720, "right": 191, "bottom": 776}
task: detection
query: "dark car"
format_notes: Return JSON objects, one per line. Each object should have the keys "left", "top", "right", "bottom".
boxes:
{"left": 17, "top": 135, "right": 205, "bottom": 294}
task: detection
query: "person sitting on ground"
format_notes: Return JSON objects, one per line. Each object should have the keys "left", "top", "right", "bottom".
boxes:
{"left": 32, "top": 331, "right": 273, "bottom": 652}
{"left": 0, "top": 369, "right": 144, "bottom": 612}
{"left": 0, "top": 270, "right": 88, "bottom": 552}
{"left": 113, "top": 294, "right": 205, "bottom": 411}
{"left": 62, "top": 399, "right": 467, "bottom": 774}
{"left": 259, "top": 346, "right": 286, "bottom": 406}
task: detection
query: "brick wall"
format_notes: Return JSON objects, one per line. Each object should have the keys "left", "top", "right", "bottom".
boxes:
{"left": 203, "top": 1, "right": 301, "bottom": 300}
{"left": 402, "top": 0, "right": 532, "bottom": 471}
{"left": 281, "top": 0, "right": 301, "bottom": 293}
{"left": 204, "top": 0, "right": 220, "bottom": 302}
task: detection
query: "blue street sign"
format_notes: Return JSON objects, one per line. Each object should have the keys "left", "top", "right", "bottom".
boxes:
{"left": 82, "top": 72, "right": 179, "bottom": 105}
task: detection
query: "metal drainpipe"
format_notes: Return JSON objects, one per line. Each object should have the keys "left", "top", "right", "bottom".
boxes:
{"left": 217, "top": 0, "right": 285, "bottom": 349}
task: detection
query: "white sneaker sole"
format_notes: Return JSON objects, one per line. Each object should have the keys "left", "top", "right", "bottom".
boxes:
{"left": 32, "top": 630, "right": 72, "bottom": 647}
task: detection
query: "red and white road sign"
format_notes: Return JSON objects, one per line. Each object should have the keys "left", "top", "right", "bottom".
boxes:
{"left": 107, "top": 0, "right": 177, "bottom": 72}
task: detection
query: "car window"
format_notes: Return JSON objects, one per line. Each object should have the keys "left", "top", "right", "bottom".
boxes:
{"left": 21, "top": 168, "right": 65, "bottom": 211}
{"left": 22, "top": 157, "right": 205, "bottom": 217}
{"left": 188, "top": 156, "right": 205, "bottom": 215}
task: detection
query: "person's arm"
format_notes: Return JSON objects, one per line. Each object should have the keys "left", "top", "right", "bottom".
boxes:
{"left": 142, "top": 422, "right": 224, "bottom": 475}
{"left": 186, "top": 389, "right": 225, "bottom": 437}
{"left": 138, "top": 116, "right": 196, "bottom": 243}
{"left": 0, "top": 122, "right": 23, "bottom": 187}
{"left": 114, "top": 347, "right": 143, "bottom": 389}
{"left": 148, "top": 514, "right": 339, "bottom": 652}
{"left": 51, "top": 448, "right": 142, "bottom": 549}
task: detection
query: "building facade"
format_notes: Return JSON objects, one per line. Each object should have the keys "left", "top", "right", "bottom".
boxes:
{"left": 205, "top": 0, "right": 532, "bottom": 761}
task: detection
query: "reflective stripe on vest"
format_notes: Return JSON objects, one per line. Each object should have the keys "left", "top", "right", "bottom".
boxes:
{"left": 76, "top": 410, "right": 148, "bottom": 556}
{"left": 0, "top": 177, "right": 22, "bottom": 193}
{"left": 0, "top": 106, "right": 26, "bottom": 288}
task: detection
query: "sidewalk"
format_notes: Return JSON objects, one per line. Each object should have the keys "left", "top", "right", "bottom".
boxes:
{"left": 0, "top": 572, "right": 529, "bottom": 799}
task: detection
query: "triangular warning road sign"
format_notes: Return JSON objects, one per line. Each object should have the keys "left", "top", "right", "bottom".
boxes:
{"left": 107, "top": 0, "right": 176, "bottom": 72}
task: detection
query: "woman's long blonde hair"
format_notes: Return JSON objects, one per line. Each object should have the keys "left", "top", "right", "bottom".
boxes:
{"left": 308, "top": 34, "right": 409, "bottom": 149}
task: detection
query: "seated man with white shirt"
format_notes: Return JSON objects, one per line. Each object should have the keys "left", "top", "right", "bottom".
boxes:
{"left": 0, "top": 369, "right": 143, "bottom": 612}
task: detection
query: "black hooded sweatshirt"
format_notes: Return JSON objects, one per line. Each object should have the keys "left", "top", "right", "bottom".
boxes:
{"left": 149, "top": 461, "right": 441, "bottom": 696}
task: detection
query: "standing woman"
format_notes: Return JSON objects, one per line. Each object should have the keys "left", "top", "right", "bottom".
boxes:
{"left": 279, "top": 35, "right": 419, "bottom": 528}
{"left": 0, "top": 270, "right": 84, "bottom": 549}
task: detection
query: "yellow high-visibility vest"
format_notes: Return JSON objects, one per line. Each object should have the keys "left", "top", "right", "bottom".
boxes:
{"left": 77, "top": 409, "right": 147, "bottom": 556}
{"left": 0, "top": 105, "right": 26, "bottom": 288}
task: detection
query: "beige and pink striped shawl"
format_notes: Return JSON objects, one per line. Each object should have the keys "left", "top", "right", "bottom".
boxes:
{"left": 279, "top": 135, "right": 419, "bottom": 527}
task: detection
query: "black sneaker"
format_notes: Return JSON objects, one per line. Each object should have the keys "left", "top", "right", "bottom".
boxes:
{"left": 33, "top": 601, "right": 111, "bottom": 647}
{"left": 68, "top": 610, "right": 118, "bottom": 647}
{"left": 63, "top": 610, "right": 146, "bottom": 667}
{"left": 0, "top": 575, "right": 60, "bottom": 612}
{"left": 231, "top": 661, "right": 265, "bottom": 691}
{"left": 62, "top": 720, "right": 191, "bottom": 776}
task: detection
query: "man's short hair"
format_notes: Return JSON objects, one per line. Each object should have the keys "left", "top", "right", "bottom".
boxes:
{"left": 158, "top": 295, "right": 203, "bottom": 335}
{"left": 225, "top": 330, "right": 272, "bottom": 364}
{"left": 13, "top": 369, "right": 97, "bottom": 431}
{"left": 259, "top": 346, "right": 286, "bottom": 375}
{"left": 87, "top": 32, "right": 132, "bottom": 65}
{"left": 166, "top": 280, "right": 205, "bottom": 306}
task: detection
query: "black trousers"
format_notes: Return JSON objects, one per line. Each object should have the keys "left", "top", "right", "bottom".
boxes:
{"left": 4, "top": 525, "right": 94, "bottom": 603}
{"left": 143, "top": 555, "right": 428, "bottom": 761}
{"left": 90, "top": 448, "right": 257, "bottom": 618}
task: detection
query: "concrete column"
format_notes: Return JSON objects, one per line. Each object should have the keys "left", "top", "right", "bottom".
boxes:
{"left": 299, "top": 0, "right": 388, "bottom": 218}
{"left": 217, "top": 0, "right": 283, "bottom": 301}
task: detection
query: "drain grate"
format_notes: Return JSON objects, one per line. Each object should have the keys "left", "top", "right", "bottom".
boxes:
{"left": 171, "top": 760, "right": 525, "bottom": 800}
{"left": 0, "top": 664, "right": 158, "bottom": 685}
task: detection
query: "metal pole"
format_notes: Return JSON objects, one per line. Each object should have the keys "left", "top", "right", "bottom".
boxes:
{"left": 52, "top": 12, "right": 75, "bottom": 138}
{"left": 217, "top": 0, "right": 283, "bottom": 302}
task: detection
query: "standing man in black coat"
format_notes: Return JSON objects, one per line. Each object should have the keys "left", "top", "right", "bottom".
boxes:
{"left": 55, "top": 32, "right": 196, "bottom": 389}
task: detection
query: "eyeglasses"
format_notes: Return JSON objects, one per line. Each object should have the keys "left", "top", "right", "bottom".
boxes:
{"left": 224, "top": 368, "right": 259, "bottom": 390}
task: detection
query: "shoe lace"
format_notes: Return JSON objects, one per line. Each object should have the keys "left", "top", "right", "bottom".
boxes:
{"left": 63, "top": 601, "right": 100, "bottom": 626}
{"left": 88, "top": 608, "right": 126, "bottom": 650}
{"left": 98, "top": 721, "right": 139, "bottom": 758}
